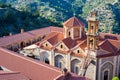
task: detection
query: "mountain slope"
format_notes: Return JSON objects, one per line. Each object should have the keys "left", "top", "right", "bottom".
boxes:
{"left": 0, "top": 0, "right": 120, "bottom": 37}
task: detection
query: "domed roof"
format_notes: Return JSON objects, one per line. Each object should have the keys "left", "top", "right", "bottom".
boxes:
{"left": 63, "top": 17, "right": 85, "bottom": 28}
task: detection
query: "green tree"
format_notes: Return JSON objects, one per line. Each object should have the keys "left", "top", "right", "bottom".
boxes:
{"left": 112, "top": 77, "right": 119, "bottom": 80}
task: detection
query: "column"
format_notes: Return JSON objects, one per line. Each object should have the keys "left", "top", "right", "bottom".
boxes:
{"left": 50, "top": 50, "right": 55, "bottom": 66}
{"left": 66, "top": 53, "right": 71, "bottom": 72}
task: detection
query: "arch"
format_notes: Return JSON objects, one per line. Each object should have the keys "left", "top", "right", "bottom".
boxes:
{"left": 40, "top": 51, "right": 50, "bottom": 64}
{"left": 101, "top": 61, "right": 114, "bottom": 68}
{"left": 37, "top": 37, "right": 41, "bottom": 42}
{"left": 103, "top": 70, "right": 109, "bottom": 80}
{"left": 101, "top": 62, "right": 113, "bottom": 80}
{"left": 71, "top": 59, "right": 81, "bottom": 74}
{"left": 31, "top": 39, "right": 36, "bottom": 44}
{"left": 7, "top": 45, "right": 12, "bottom": 50}
{"left": 44, "top": 58, "right": 49, "bottom": 64}
{"left": 13, "top": 43, "right": 19, "bottom": 52}
{"left": 20, "top": 42, "right": 26, "bottom": 48}
{"left": 55, "top": 55, "right": 65, "bottom": 69}
{"left": 26, "top": 40, "right": 31, "bottom": 46}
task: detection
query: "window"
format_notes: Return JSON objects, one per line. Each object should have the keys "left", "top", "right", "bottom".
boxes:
{"left": 69, "top": 32, "right": 71, "bottom": 36}
{"left": 104, "top": 70, "right": 109, "bottom": 80}
{"left": 45, "top": 43, "right": 48, "bottom": 47}
{"left": 44, "top": 58, "right": 49, "bottom": 64}
{"left": 74, "top": 66, "right": 79, "bottom": 74}
{"left": 59, "top": 62, "right": 62, "bottom": 69}
{"left": 60, "top": 45, "right": 63, "bottom": 48}
{"left": 89, "top": 39, "right": 93, "bottom": 45}
{"left": 77, "top": 50, "right": 80, "bottom": 53}
{"left": 75, "top": 66, "right": 79, "bottom": 74}
{"left": 57, "top": 61, "right": 63, "bottom": 69}
{"left": 91, "top": 26, "right": 94, "bottom": 29}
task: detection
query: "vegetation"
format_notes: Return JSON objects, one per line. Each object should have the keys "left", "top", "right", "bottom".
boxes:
{"left": 112, "top": 76, "right": 119, "bottom": 80}
{"left": 0, "top": 0, "right": 120, "bottom": 37}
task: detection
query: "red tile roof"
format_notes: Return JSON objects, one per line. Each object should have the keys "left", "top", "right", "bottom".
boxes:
{"left": 97, "top": 39, "right": 120, "bottom": 58}
{"left": 47, "top": 33, "right": 64, "bottom": 46}
{"left": 62, "top": 37, "right": 75, "bottom": 49}
{"left": 63, "top": 17, "right": 85, "bottom": 28}
{"left": 0, "top": 47, "right": 61, "bottom": 80}
{"left": 99, "top": 39, "right": 118, "bottom": 53}
{"left": 0, "top": 47, "right": 90, "bottom": 80}
{"left": 0, "top": 26, "right": 63, "bottom": 47}
{"left": 99, "top": 33, "right": 120, "bottom": 40}
{"left": 0, "top": 71, "right": 29, "bottom": 80}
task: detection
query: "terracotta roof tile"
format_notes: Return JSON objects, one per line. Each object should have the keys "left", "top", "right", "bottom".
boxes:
{"left": 99, "top": 33, "right": 119, "bottom": 40}
{"left": 63, "top": 17, "right": 85, "bottom": 28}
{"left": 99, "top": 39, "right": 118, "bottom": 53}
{"left": 47, "top": 33, "right": 64, "bottom": 46}
{"left": 0, "top": 26, "right": 63, "bottom": 47}
{"left": 0, "top": 71, "right": 29, "bottom": 80}
{"left": 0, "top": 47, "right": 61, "bottom": 80}
{"left": 62, "top": 37, "right": 75, "bottom": 49}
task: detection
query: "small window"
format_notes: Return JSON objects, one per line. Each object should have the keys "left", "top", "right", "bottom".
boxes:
{"left": 91, "top": 26, "right": 94, "bottom": 29}
{"left": 60, "top": 45, "right": 63, "bottom": 48}
{"left": 46, "top": 43, "right": 48, "bottom": 47}
{"left": 69, "top": 32, "right": 71, "bottom": 36}
{"left": 89, "top": 39, "right": 93, "bottom": 45}
{"left": 77, "top": 50, "right": 80, "bottom": 53}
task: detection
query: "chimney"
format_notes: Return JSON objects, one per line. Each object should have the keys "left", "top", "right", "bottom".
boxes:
{"left": 21, "top": 28, "right": 24, "bottom": 33}
{"left": 9, "top": 33, "right": 12, "bottom": 36}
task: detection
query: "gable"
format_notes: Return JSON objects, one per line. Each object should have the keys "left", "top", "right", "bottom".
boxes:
{"left": 56, "top": 42, "right": 69, "bottom": 51}
{"left": 72, "top": 47, "right": 84, "bottom": 54}
{"left": 41, "top": 41, "right": 52, "bottom": 48}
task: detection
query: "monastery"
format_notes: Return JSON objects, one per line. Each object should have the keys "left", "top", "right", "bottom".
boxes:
{"left": 0, "top": 12, "right": 120, "bottom": 80}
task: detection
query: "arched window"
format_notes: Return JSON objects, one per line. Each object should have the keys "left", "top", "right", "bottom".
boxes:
{"left": 58, "top": 62, "right": 63, "bottom": 69}
{"left": 71, "top": 59, "right": 80, "bottom": 74}
{"left": 74, "top": 66, "right": 79, "bottom": 74}
{"left": 77, "top": 50, "right": 80, "bottom": 53}
{"left": 44, "top": 58, "right": 49, "bottom": 64}
{"left": 60, "top": 45, "right": 63, "bottom": 48}
{"left": 104, "top": 70, "right": 109, "bottom": 80}
{"left": 90, "top": 26, "right": 94, "bottom": 34}
{"left": 55, "top": 55, "right": 64, "bottom": 69}
{"left": 69, "top": 31, "right": 71, "bottom": 36}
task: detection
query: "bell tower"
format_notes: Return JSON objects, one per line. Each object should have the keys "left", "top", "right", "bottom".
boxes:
{"left": 87, "top": 12, "right": 99, "bottom": 50}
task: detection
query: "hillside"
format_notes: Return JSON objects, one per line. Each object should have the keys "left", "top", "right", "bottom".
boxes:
{"left": 0, "top": 0, "right": 120, "bottom": 37}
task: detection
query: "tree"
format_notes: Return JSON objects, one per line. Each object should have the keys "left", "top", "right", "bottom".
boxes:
{"left": 112, "top": 77, "right": 119, "bottom": 80}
